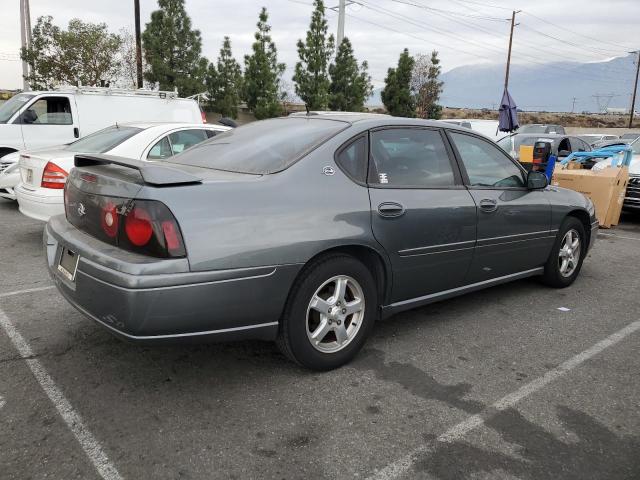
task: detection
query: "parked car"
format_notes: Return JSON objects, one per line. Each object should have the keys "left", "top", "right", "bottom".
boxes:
{"left": 497, "top": 133, "right": 592, "bottom": 162}
{"left": 594, "top": 137, "right": 640, "bottom": 210}
{"left": 518, "top": 124, "right": 566, "bottom": 135}
{"left": 439, "top": 119, "right": 504, "bottom": 141}
{"left": 0, "top": 151, "right": 20, "bottom": 200}
{"left": 620, "top": 132, "right": 640, "bottom": 142}
{"left": 578, "top": 134, "right": 619, "bottom": 147}
{"left": 0, "top": 87, "right": 203, "bottom": 159}
{"left": 45, "top": 115, "right": 596, "bottom": 370}
{"left": 16, "top": 123, "right": 228, "bottom": 221}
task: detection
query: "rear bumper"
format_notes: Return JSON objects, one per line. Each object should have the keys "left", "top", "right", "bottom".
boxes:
{"left": 45, "top": 216, "right": 301, "bottom": 343}
{"left": 16, "top": 184, "right": 64, "bottom": 221}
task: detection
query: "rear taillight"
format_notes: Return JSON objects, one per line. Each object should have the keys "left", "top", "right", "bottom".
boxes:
{"left": 65, "top": 183, "right": 186, "bottom": 258}
{"left": 200, "top": 108, "right": 207, "bottom": 123}
{"left": 41, "top": 162, "right": 68, "bottom": 189}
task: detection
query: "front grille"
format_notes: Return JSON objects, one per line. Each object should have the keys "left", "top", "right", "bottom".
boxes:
{"left": 624, "top": 175, "right": 640, "bottom": 207}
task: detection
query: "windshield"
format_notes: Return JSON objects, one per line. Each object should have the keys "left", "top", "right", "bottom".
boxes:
{"left": 65, "top": 125, "right": 142, "bottom": 153}
{"left": 498, "top": 135, "right": 555, "bottom": 156}
{"left": 170, "top": 118, "right": 348, "bottom": 174}
{"left": 631, "top": 138, "right": 640, "bottom": 154}
{"left": 621, "top": 133, "right": 640, "bottom": 140}
{"left": 0, "top": 93, "right": 34, "bottom": 123}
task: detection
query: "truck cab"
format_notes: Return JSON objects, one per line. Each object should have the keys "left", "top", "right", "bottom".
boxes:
{"left": 0, "top": 92, "right": 79, "bottom": 158}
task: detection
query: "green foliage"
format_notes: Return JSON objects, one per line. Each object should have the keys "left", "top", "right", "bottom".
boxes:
{"left": 381, "top": 49, "right": 415, "bottom": 118}
{"left": 293, "top": 0, "right": 335, "bottom": 110}
{"left": 412, "top": 50, "right": 444, "bottom": 119}
{"left": 244, "top": 8, "right": 285, "bottom": 120}
{"left": 328, "top": 38, "right": 373, "bottom": 112}
{"left": 142, "top": 0, "right": 207, "bottom": 96}
{"left": 206, "top": 37, "right": 243, "bottom": 119}
{"left": 21, "top": 16, "right": 122, "bottom": 89}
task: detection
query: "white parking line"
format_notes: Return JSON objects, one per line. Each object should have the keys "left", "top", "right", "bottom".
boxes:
{"left": 367, "top": 320, "right": 640, "bottom": 480}
{"left": 0, "top": 285, "right": 55, "bottom": 299}
{"left": 598, "top": 232, "right": 640, "bottom": 242}
{"left": 0, "top": 307, "right": 123, "bottom": 480}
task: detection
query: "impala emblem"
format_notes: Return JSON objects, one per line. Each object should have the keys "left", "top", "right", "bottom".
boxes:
{"left": 77, "top": 203, "right": 86, "bottom": 216}
{"left": 322, "top": 166, "right": 335, "bottom": 176}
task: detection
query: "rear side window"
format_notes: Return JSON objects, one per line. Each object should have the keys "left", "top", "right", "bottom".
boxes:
{"left": 335, "top": 136, "right": 367, "bottom": 183}
{"left": 147, "top": 137, "right": 173, "bottom": 160}
{"left": 170, "top": 118, "right": 348, "bottom": 174}
{"left": 450, "top": 132, "right": 525, "bottom": 188}
{"left": 168, "top": 129, "right": 208, "bottom": 154}
{"left": 369, "top": 128, "right": 455, "bottom": 187}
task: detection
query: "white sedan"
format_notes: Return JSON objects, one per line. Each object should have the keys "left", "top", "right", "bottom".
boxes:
{"left": 15, "top": 122, "right": 230, "bottom": 222}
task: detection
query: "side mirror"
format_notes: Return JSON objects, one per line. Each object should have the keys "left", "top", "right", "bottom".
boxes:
{"left": 21, "top": 109, "right": 37, "bottom": 124}
{"left": 527, "top": 170, "right": 548, "bottom": 189}
{"left": 558, "top": 149, "right": 571, "bottom": 157}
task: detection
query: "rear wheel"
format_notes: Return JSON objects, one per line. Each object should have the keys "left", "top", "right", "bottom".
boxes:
{"left": 277, "top": 255, "right": 377, "bottom": 370}
{"left": 541, "top": 217, "right": 586, "bottom": 288}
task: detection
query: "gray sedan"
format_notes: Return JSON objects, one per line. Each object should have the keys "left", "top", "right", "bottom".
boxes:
{"left": 45, "top": 114, "right": 597, "bottom": 370}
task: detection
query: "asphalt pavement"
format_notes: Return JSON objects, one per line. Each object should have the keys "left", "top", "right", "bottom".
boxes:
{"left": 0, "top": 198, "right": 639, "bottom": 480}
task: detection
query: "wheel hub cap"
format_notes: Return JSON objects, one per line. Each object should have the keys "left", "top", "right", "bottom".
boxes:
{"left": 558, "top": 229, "right": 581, "bottom": 278}
{"left": 306, "top": 275, "right": 365, "bottom": 354}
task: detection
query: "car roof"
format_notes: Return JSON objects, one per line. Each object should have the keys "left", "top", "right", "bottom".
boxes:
{"left": 115, "top": 122, "right": 228, "bottom": 131}
{"left": 282, "top": 114, "right": 474, "bottom": 133}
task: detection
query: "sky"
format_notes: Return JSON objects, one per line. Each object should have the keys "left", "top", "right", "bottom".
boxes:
{"left": 0, "top": 0, "right": 638, "bottom": 92}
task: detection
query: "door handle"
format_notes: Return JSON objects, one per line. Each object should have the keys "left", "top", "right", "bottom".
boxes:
{"left": 479, "top": 198, "right": 498, "bottom": 213}
{"left": 73, "top": 127, "right": 79, "bottom": 138}
{"left": 377, "top": 202, "right": 405, "bottom": 218}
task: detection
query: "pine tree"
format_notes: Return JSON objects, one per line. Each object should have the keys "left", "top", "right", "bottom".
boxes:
{"left": 206, "top": 37, "right": 243, "bottom": 119}
{"left": 328, "top": 38, "right": 373, "bottom": 112}
{"left": 293, "top": 0, "right": 335, "bottom": 110}
{"left": 142, "top": 0, "right": 207, "bottom": 97}
{"left": 425, "top": 50, "right": 444, "bottom": 119}
{"left": 244, "top": 8, "right": 286, "bottom": 120}
{"left": 381, "top": 48, "right": 415, "bottom": 117}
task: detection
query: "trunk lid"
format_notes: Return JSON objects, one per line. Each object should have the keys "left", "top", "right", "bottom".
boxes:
{"left": 19, "top": 148, "right": 74, "bottom": 191}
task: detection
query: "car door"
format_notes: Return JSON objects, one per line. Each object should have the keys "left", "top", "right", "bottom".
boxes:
{"left": 19, "top": 95, "right": 79, "bottom": 149}
{"left": 447, "top": 131, "right": 553, "bottom": 284}
{"left": 367, "top": 126, "right": 477, "bottom": 303}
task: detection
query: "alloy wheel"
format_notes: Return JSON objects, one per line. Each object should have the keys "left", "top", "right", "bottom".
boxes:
{"left": 305, "top": 275, "right": 365, "bottom": 354}
{"left": 558, "top": 228, "right": 581, "bottom": 278}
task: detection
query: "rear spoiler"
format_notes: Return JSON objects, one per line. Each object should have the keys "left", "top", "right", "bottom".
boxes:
{"left": 74, "top": 154, "right": 202, "bottom": 186}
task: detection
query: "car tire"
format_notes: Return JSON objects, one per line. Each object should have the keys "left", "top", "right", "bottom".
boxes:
{"left": 540, "top": 217, "right": 586, "bottom": 288}
{"left": 277, "top": 254, "right": 377, "bottom": 371}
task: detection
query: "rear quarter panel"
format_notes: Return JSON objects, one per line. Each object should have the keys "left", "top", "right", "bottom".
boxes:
{"left": 141, "top": 125, "right": 382, "bottom": 272}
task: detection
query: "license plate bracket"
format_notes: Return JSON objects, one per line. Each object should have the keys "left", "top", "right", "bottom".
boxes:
{"left": 57, "top": 247, "right": 80, "bottom": 282}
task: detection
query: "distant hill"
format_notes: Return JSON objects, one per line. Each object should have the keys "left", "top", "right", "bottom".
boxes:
{"left": 367, "top": 54, "right": 636, "bottom": 113}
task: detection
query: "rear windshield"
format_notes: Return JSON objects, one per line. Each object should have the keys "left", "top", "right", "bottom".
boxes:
{"left": 169, "top": 118, "right": 348, "bottom": 174}
{"left": 65, "top": 125, "right": 142, "bottom": 153}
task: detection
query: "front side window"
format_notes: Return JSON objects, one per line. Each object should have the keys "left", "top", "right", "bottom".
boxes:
{"left": 335, "top": 136, "right": 367, "bottom": 183}
{"left": 167, "top": 129, "right": 209, "bottom": 155}
{"left": 369, "top": 128, "right": 455, "bottom": 187}
{"left": 22, "top": 97, "right": 72, "bottom": 125}
{"left": 450, "top": 132, "right": 525, "bottom": 188}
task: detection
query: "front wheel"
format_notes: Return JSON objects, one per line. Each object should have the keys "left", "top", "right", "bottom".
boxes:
{"left": 277, "top": 255, "right": 377, "bottom": 370}
{"left": 541, "top": 217, "right": 586, "bottom": 288}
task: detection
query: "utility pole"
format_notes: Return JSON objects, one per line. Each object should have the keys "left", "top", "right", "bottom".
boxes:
{"left": 337, "top": 0, "right": 346, "bottom": 46}
{"left": 503, "top": 10, "right": 520, "bottom": 92}
{"left": 19, "top": 0, "right": 32, "bottom": 91}
{"left": 629, "top": 50, "right": 639, "bottom": 128}
{"left": 571, "top": 97, "right": 577, "bottom": 113}
{"left": 134, "top": 0, "right": 143, "bottom": 88}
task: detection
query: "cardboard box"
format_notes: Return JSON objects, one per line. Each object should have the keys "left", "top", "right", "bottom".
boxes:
{"left": 519, "top": 145, "right": 534, "bottom": 163}
{"left": 566, "top": 161, "right": 583, "bottom": 170}
{"left": 551, "top": 166, "right": 629, "bottom": 228}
